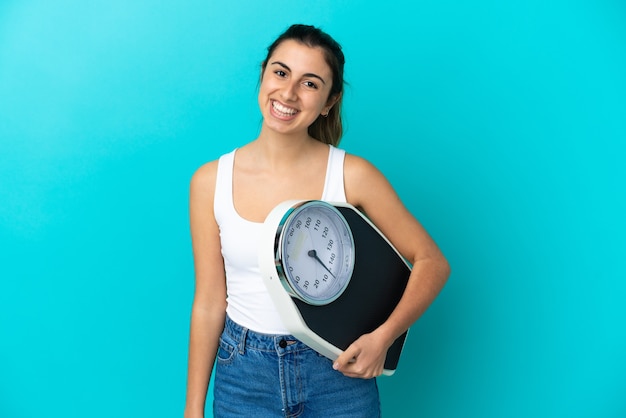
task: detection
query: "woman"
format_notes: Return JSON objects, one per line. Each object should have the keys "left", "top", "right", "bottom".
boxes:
{"left": 184, "top": 24, "right": 450, "bottom": 418}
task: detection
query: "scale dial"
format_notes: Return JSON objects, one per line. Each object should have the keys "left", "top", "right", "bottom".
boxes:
{"left": 276, "top": 201, "right": 355, "bottom": 305}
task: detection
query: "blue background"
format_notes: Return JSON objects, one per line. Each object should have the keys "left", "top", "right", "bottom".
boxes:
{"left": 1, "top": 1, "right": 625, "bottom": 417}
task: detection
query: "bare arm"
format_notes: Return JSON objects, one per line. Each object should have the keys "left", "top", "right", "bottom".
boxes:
{"left": 184, "top": 162, "right": 228, "bottom": 418}
{"left": 333, "top": 154, "right": 451, "bottom": 378}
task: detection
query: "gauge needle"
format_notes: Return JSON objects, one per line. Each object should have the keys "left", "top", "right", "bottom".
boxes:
{"left": 307, "top": 250, "right": 336, "bottom": 278}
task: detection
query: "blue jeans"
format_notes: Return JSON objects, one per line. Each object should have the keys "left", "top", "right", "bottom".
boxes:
{"left": 213, "top": 316, "right": 381, "bottom": 417}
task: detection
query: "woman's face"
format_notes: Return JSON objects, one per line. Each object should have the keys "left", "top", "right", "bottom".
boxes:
{"left": 259, "top": 39, "right": 336, "bottom": 138}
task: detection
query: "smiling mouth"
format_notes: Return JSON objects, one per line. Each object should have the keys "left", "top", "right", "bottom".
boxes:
{"left": 272, "top": 100, "right": 299, "bottom": 117}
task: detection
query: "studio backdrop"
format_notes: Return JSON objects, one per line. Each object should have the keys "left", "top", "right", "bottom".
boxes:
{"left": 1, "top": 1, "right": 624, "bottom": 417}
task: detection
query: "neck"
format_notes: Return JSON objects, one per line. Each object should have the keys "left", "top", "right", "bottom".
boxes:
{"left": 247, "top": 127, "right": 326, "bottom": 171}
{"left": 257, "top": 126, "right": 316, "bottom": 152}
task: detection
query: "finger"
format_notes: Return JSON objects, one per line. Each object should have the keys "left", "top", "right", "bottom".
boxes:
{"left": 333, "top": 346, "right": 360, "bottom": 371}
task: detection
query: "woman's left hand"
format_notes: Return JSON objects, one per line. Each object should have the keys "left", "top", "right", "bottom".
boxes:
{"left": 332, "top": 332, "right": 391, "bottom": 379}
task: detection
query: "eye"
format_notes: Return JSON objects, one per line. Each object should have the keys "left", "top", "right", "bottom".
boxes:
{"left": 274, "top": 70, "right": 287, "bottom": 78}
{"left": 303, "top": 80, "right": 318, "bottom": 89}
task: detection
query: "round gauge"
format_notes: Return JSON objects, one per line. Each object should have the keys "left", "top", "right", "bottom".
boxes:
{"left": 275, "top": 201, "right": 355, "bottom": 305}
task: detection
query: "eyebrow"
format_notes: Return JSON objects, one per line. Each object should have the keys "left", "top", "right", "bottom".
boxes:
{"left": 270, "top": 61, "right": 327, "bottom": 85}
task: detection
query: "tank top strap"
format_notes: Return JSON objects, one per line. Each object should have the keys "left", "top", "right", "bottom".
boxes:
{"left": 322, "top": 145, "right": 347, "bottom": 202}
{"left": 214, "top": 149, "right": 237, "bottom": 224}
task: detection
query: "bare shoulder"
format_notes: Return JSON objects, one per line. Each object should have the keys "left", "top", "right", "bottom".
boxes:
{"left": 344, "top": 152, "right": 378, "bottom": 177}
{"left": 191, "top": 159, "right": 219, "bottom": 186}
{"left": 190, "top": 160, "right": 219, "bottom": 200}
{"left": 343, "top": 153, "right": 397, "bottom": 208}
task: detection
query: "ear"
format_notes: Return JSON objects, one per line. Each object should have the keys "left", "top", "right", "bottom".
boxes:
{"left": 323, "top": 92, "right": 342, "bottom": 114}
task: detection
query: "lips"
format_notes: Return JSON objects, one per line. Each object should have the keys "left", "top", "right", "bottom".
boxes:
{"left": 271, "top": 100, "right": 299, "bottom": 118}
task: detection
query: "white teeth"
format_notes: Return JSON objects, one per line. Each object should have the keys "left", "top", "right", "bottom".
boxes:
{"left": 272, "top": 101, "right": 297, "bottom": 116}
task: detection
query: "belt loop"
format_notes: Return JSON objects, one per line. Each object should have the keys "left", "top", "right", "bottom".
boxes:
{"left": 238, "top": 326, "right": 248, "bottom": 355}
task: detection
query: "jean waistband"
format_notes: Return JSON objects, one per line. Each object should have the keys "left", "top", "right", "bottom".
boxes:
{"left": 223, "top": 315, "right": 313, "bottom": 354}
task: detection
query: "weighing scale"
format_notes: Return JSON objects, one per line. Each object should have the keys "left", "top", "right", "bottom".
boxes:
{"left": 259, "top": 200, "right": 412, "bottom": 375}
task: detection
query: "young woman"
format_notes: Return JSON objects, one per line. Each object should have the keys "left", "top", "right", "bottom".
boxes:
{"left": 184, "top": 24, "right": 450, "bottom": 418}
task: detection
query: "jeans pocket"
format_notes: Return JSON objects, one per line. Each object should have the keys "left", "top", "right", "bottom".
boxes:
{"left": 216, "top": 335, "right": 237, "bottom": 365}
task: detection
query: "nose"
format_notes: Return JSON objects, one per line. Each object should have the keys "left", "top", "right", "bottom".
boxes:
{"left": 280, "top": 80, "right": 298, "bottom": 101}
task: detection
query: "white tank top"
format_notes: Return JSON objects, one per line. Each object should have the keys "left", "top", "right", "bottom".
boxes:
{"left": 214, "top": 145, "right": 347, "bottom": 334}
